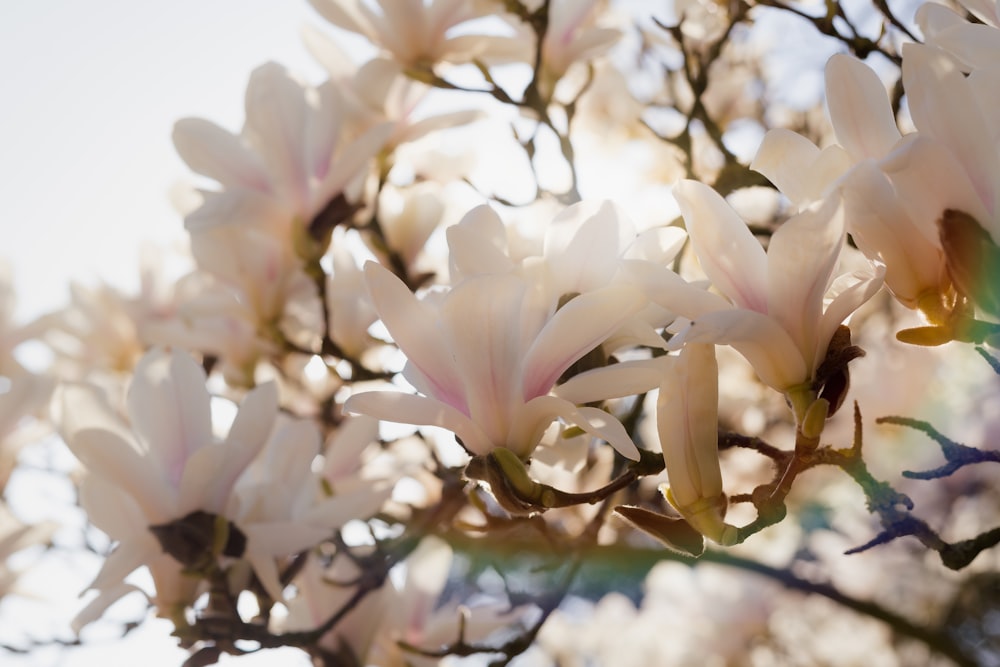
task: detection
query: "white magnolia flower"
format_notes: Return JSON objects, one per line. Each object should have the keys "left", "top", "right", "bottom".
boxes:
{"left": 308, "top": 0, "right": 526, "bottom": 68}
{"left": 345, "top": 261, "right": 652, "bottom": 460}
{"left": 884, "top": 44, "right": 1000, "bottom": 246}
{"left": 59, "top": 348, "right": 277, "bottom": 625}
{"left": 173, "top": 62, "right": 391, "bottom": 256}
{"left": 638, "top": 180, "right": 883, "bottom": 400}
{"left": 228, "top": 416, "right": 391, "bottom": 600}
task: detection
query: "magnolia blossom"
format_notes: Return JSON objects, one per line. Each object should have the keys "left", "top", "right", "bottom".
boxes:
{"left": 59, "top": 348, "right": 277, "bottom": 625}
{"left": 657, "top": 343, "right": 735, "bottom": 544}
{"left": 531, "top": 0, "right": 623, "bottom": 99}
{"left": 228, "top": 415, "right": 391, "bottom": 600}
{"left": 303, "top": 33, "right": 485, "bottom": 153}
{"left": 884, "top": 43, "right": 1000, "bottom": 246}
{"left": 636, "top": 180, "right": 883, "bottom": 399}
{"left": 917, "top": 0, "right": 1000, "bottom": 71}
{"left": 346, "top": 261, "right": 652, "bottom": 460}
{"left": 308, "top": 0, "right": 526, "bottom": 68}
{"left": 173, "top": 62, "right": 390, "bottom": 257}
{"left": 447, "top": 201, "right": 685, "bottom": 350}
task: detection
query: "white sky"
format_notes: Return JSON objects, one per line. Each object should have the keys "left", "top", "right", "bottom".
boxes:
{"left": 1, "top": 0, "right": 327, "bottom": 322}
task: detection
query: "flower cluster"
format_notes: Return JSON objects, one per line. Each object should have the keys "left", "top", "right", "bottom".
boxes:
{"left": 3, "top": 0, "right": 1000, "bottom": 665}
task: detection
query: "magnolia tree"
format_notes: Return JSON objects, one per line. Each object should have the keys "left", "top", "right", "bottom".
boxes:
{"left": 3, "top": 0, "right": 1000, "bottom": 665}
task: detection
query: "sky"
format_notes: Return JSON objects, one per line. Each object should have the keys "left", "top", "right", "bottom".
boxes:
{"left": 1, "top": 0, "right": 327, "bottom": 322}
{"left": 0, "top": 2, "right": 337, "bottom": 664}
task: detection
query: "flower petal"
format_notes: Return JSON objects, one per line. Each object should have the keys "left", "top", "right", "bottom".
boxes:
{"left": 673, "top": 309, "right": 808, "bottom": 391}
{"left": 364, "top": 262, "right": 467, "bottom": 412}
{"left": 344, "top": 390, "right": 489, "bottom": 455}
{"left": 673, "top": 180, "right": 768, "bottom": 312}
{"left": 521, "top": 285, "right": 646, "bottom": 401}
{"left": 825, "top": 54, "right": 902, "bottom": 161}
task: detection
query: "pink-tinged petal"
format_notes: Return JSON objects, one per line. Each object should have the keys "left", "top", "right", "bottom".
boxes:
{"left": 623, "top": 260, "right": 732, "bottom": 320}
{"left": 244, "top": 63, "right": 311, "bottom": 207}
{"left": 184, "top": 187, "right": 289, "bottom": 232}
{"left": 841, "top": 161, "right": 943, "bottom": 306}
{"left": 316, "top": 121, "right": 393, "bottom": 209}
{"left": 71, "top": 428, "right": 173, "bottom": 522}
{"left": 172, "top": 118, "right": 270, "bottom": 191}
{"left": 446, "top": 205, "right": 515, "bottom": 278}
{"left": 673, "top": 309, "right": 808, "bottom": 391}
{"left": 554, "top": 357, "right": 669, "bottom": 405}
{"left": 916, "top": 2, "right": 965, "bottom": 42}
{"left": 903, "top": 43, "right": 999, "bottom": 218}
{"left": 127, "top": 349, "right": 213, "bottom": 489}
{"left": 751, "top": 130, "right": 849, "bottom": 207}
{"left": 308, "top": 0, "right": 374, "bottom": 38}
{"left": 363, "top": 262, "right": 467, "bottom": 412}
{"left": 324, "top": 416, "right": 379, "bottom": 482}
{"left": 673, "top": 180, "right": 768, "bottom": 312}
{"left": 767, "top": 195, "right": 845, "bottom": 363}
{"left": 815, "top": 263, "right": 885, "bottom": 372}
{"left": 521, "top": 285, "right": 646, "bottom": 401}
{"left": 440, "top": 275, "right": 526, "bottom": 449}
{"left": 825, "top": 54, "right": 902, "bottom": 162}
{"left": 344, "top": 390, "right": 490, "bottom": 455}
{"left": 218, "top": 382, "right": 279, "bottom": 483}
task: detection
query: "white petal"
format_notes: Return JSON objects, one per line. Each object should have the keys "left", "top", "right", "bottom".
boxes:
{"left": 127, "top": 349, "right": 213, "bottom": 489}
{"left": 172, "top": 118, "right": 270, "bottom": 191}
{"left": 673, "top": 180, "right": 768, "bottom": 312}
{"left": 446, "top": 205, "right": 514, "bottom": 279}
{"left": 825, "top": 54, "right": 901, "bottom": 161}
{"left": 344, "top": 390, "right": 491, "bottom": 455}
{"left": 766, "top": 195, "right": 845, "bottom": 364}
{"left": 521, "top": 285, "right": 646, "bottom": 401}
{"left": 364, "top": 262, "right": 467, "bottom": 412}
{"left": 674, "top": 310, "right": 808, "bottom": 390}
{"left": 555, "top": 357, "right": 670, "bottom": 405}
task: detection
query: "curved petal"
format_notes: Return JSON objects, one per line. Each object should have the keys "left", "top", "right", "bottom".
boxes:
{"left": 364, "top": 262, "right": 467, "bottom": 412}
{"left": 446, "top": 205, "right": 515, "bottom": 279}
{"left": 751, "top": 128, "right": 820, "bottom": 205}
{"left": 127, "top": 349, "right": 213, "bottom": 489}
{"left": 71, "top": 428, "right": 173, "bottom": 522}
{"left": 521, "top": 285, "right": 646, "bottom": 401}
{"left": 344, "top": 390, "right": 490, "bottom": 455}
{"left": 512, "top": 395, "right": 639, "bottom": 460}
{"left": 440, "top": 274, "right": 526, "bottom": 448}
{"left": 172, "top": 118, "right": 270, "bottom": 191}
{"left": 816, "top": 263, "right": 885, "bottom": 371}
{"left": 825, "top": 54, "right": 902, "bottom": 161}
{"left": 673, "top": 180, "right": 768, "bottom": 312}
{"left": 657, "top": 343, "right": 721, "bottom": 507}
{"left": 841, "top": 161, "right": 943, "bottom": 306}
{"left": 623, "top": 259, "right": 732, "bottom": 320}
{"left": 767, "top": 195, "right": 845, "bottom": 363}
{"left": 673, "top": 310, "right": 808, "bottom": 391}
{"left": 903, "top": 43, "right": 999, "bottom": 219}
{"left": 554, "top": 357, "right": 670, "bottom": 405}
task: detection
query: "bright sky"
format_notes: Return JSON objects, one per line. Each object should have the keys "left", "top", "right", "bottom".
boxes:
{"left": 1, "top": 0, "right": 326, "bottom": 322}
